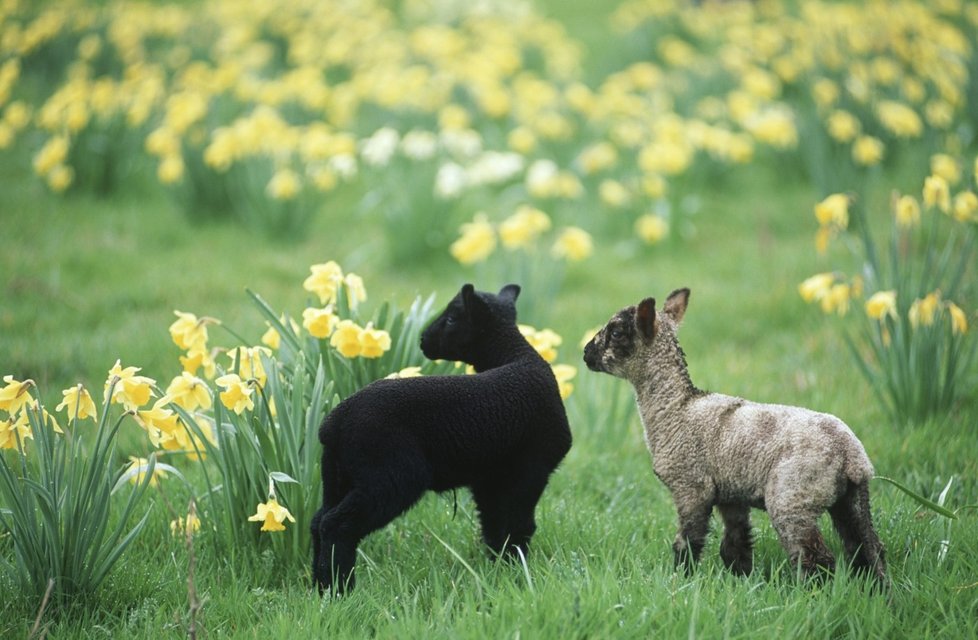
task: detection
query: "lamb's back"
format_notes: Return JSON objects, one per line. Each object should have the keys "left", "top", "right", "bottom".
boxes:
{"left": 682, "top": 394, "right": 874, "bottom": 504}
{"left": 323, "top": 361, "right": 569, "bottom": 465}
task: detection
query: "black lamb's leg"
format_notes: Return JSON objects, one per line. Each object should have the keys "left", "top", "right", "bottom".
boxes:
{"left": 499, "top": 464, "right": 554, "bottom": 559}
{"left": 471, "top": 482, "right": 509, "bottom": 556}
{"left": 315, "top": 462, "right": 431, "bottom": 595}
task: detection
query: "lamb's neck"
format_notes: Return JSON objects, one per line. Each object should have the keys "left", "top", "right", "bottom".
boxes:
{"left": 630, "top": 352, "right": 701, "bottom": 450}
{"left": 470, "top": 329, "right": 540, "bottom": 373}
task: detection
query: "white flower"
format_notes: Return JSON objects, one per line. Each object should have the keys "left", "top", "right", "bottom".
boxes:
{"left": 526, "top": 159, "right": 559, "bottom": 192}
{"left": 435, "top": 162, "right": 467, "bottom": 199}
{"left": 329, "top": 154, "right": 358, "bottom": 180}
{"left": 440, "top": 128, "right": 482, "bottom": 159}
{"left": 466, "top": 151, "right": 525, "bottom": 186}
{"left": 361, "top": 127, "right": 400, "bottom": 167}
{"left": 401, "top": 130, "right": 438, "bottom": 160}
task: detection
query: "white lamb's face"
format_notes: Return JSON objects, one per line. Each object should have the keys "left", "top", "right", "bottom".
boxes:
{"left": 583, "top": 306, "right": 647, "bottom": 379}
{"left": 583, "top": 289, "right": 690, "bottom": 382}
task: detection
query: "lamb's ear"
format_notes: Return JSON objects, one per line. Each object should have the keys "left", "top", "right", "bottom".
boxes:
{"left": 460, "top": 283, "right": 488, "bottom": 316}
{"left": 663, "top": 288, "right": 690, "bottom": 325}
{"left": 498, "top": 284, "right": 521, "bottom": 304}
{"left": 636, "top": 297, "right": 656, "bottom": 341}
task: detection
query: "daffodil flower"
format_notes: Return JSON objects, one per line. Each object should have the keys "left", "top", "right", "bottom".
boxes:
{"left": 0, "top": 375, "right": 35, "bottom": 414}
{"left": 56, "top": 383, "right": 97, "bottom": 421}
{"left": 169, "top": 310, "right": 213, "bottom": 351}
{"left": 104, "top": 360, "right": 156, "bottom": 410}
{"left": 451, "top": 213, "right": 496, "bottom": 265}
{"left": 947, "top": 302, "right": 968, "bottom": 335}
{"left": 303, "top": 306, "right": 338, "bottom": 339}
{"left": 165, "top": 372, "right": 212, "bottom": 412}
{"left": 359, "top": 323, "right": 391, "bottom": 358}
{"left": 865, "top": 291, "right": 897, "bottom": 321}
{"left": 126, "top": 456, "right": 167, "bottom": 487}
{"left": 303, "top": 261, "right": 344, "bottom": 305}
{"left": 551, "top": 227, "right": 593, "bottom": 261}
{"left": 0, "top": 415, "right": 32, "bottom": 450}
{"left": 214, "top": 374, "right": 255, "bottom": 415}
{"left": 248, "top": 498, "right": 296, "bottom": 532}
{"left": 330, "top": 320, "right": 363, "bottom": 358}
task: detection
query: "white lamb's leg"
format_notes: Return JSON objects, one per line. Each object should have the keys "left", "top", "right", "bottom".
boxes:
{"left": 670, "top": 486, "right": 714, "bottom": 573}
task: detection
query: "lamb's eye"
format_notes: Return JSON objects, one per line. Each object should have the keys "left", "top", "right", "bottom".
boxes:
{"left": 445, "top": 316, "right": 456, "bottom": 326}
{"left": 610, "top": 328, "right": 623, "bottom": 340}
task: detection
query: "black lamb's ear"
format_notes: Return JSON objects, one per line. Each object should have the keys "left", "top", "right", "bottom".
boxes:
{"left": 498, "top": 284, "right": 521, "bottom": 304}
{"left": 636, "top": 297, "right": 656, "bottom": 341}
{"left": 461, "top": 283, "right": 487, "bottom": 315}
{"left": 663, "top": 288, "right": 690, "bottom": 325}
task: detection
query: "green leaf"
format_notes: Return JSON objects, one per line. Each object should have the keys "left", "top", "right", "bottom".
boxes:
{"left": 874, "top": 476, "right": 958, "bottom": 519}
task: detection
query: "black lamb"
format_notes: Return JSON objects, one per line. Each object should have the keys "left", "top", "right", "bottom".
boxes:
{"left": 311, "top": 283, "right": 573, "bottom": 594}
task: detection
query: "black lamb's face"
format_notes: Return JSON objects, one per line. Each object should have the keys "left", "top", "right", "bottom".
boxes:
{"left": 583, "top": 306, "right": 645, "bottom": 379}
{"left": 420, "top": 283, "right": 520, "bottom": 362}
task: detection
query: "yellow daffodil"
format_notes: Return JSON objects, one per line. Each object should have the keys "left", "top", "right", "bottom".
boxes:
{"left": 952, "top": 191, "right": 977, "bottom": 222}
{"left": 126, "top": 456, "right": 167, "bottom": 487}
{"left": 105, "top": 361, "right": 156, "bottom": 410}
{"left": 385, "top": 366, "right": 423, "bottom": 379}
{"left": 820, "top": 283, "right": 851, "bottom": 316}
{"left": 551, "top": 364, "right": 577, "bottom": 400}
{"left": 947, "top": 302, "right": 968, "bottom": 335}
{"left": 33, "top": 135, "right": 69, "bottom": 176}
{"left": 0, "top": 415, "right": 32, "bottom": 450}
{"left": 266, "top": 169, "right": 301, "bottom": 200}
{"left": 0, "top": 375, "right": 35, "bottom": 414}
{"left": 499, "top": 205, "right": 551, "bottom": 250}
{"left": 520, "top": 325, "right": 562, "bottom": 363}
{"left": 826, "top": 110, "right": 860, "bottom": 143}
{"left": 248, "top": 498, "right": 296, "bottom": 532}
{"left": 930, "top": 154, "right": 960, "bottom": 185}
{"left": 214, "top": 374, "right": 255, "bottom": 415}
{"left": 876, "top": 101, "right": 922, "bottom": 138}
{"left": 344, "top": 273, "right": 367, "bottom": 309}
{"left": 157, "top": 154, "right": 184, "bottom": 184}
{"left": 577, "top": 141, "right": 618, "bottom": 174}
{"left": 635, "top": 214, "right": 669, "bottom": 244}
{"left": 551, "top": 227, "right": 593, "bottom": 261}
{"left": 165, "top": 372, "right": 212, "bottom": 411}
{"left": 170, "top": 513, "right": 201, "bottom": 537}
{"left": 923, "top": 175, "right": 951, "bottom": 213}
{"left": 56, "top": 383, "right": 97, "bottom": 421}
{"left": 228, "top": 346, "right": 271, "bottom": 388}
{"left": 599, "top": 179, "right": 631, "bottom": 208}
{"left": 135, "top": 397, "right": 181, "bottom": 443}
{"left": 359, "top": 323, "right": 391, "bottom": 359}
{"left": 852, "top": 135, "right": 884, "bottom": 166}
{"left": 303, "top": 306, "right": 338, "bottom": 339}
{"left": 894, "top": 195, "right": 920, "bottom": 228}
{"left": 303, "top": 261, "right": 345, "bottom": 305}
{"left": 814, "top": 193, "right": 849, "bottom": 228}
{"left": 169, "top": 310, "right": 211, "bottom": 351}
{"left": 180, "top": 347, "right": 216, "bottom": 379}
{"left": 909, "top": 292, "right": 941, "bottom": 328}
{"left": 451, "top": 213, "right": 496, "bottom": 265}
{"left": 798, "top": 273, "right": 835, "bottom": 303}
{"left": 46, "top": 165, "right": 73, "bottom": 192}
{"left": 330, "top": 320, "right": 363, "bottom": 358}
{"left": 261, "top": 325, "right": 281, "bottom": 350}
{"left": 865, "top": 291, "right": 897, "bottom": 321}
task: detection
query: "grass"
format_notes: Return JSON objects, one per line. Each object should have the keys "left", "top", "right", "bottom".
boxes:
{"left": 3, "top": 1, "right": 978, "bottom": 638}
{"left": 4, "top": 140, "right": 977, "bottom": 637}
